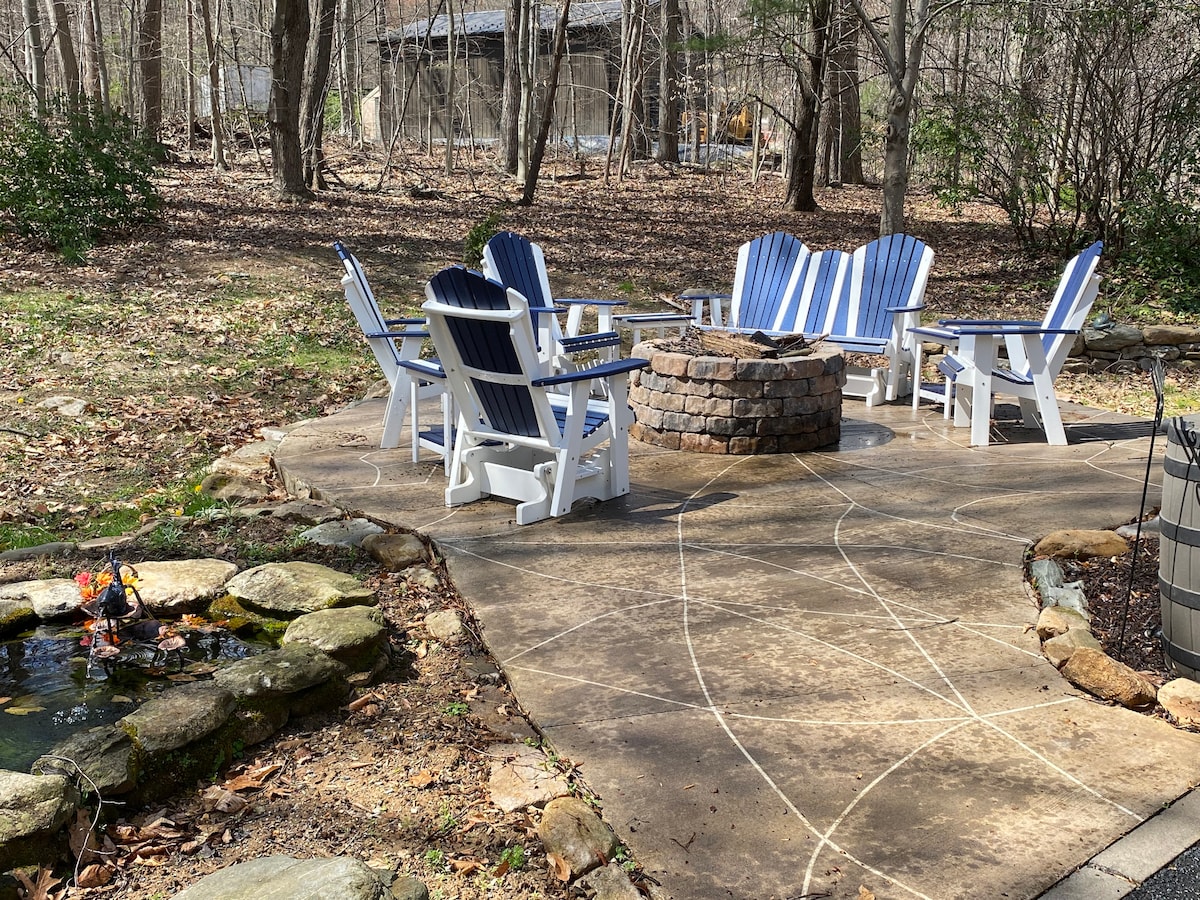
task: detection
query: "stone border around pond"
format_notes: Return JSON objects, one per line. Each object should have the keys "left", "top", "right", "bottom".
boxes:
{"left": 1029, "top": 527, "right": 1200, "bottom": 726}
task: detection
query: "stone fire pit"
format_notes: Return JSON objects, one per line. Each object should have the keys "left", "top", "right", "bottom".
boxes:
{"left": 628, "top": 339, "right": 845, "bottom": 454}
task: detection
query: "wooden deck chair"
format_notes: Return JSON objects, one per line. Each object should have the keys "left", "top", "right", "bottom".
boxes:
{"left": 909, "top": 240, "right": 1102, "bottom": 446}
{"left": 333, "top": 241, "right": 451, "bottom": 460}
{"left": 423, "top": 266, "right": 650, "bottom": 525}
{"left": 831, "top": 234, "right": 933, "bottom": 405}
{"left": 482, "top": 231, "right": 625, "bottom": 366}
{"left": 613, "top": 232, "right": 812, "bottom": 343}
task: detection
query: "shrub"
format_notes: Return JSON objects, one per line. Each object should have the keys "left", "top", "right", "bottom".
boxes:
{"left": 462, "top": 206, "right": 506, "bottom": 268}
{"left": 0, "top": 96, "right": 161, "bottom": 260}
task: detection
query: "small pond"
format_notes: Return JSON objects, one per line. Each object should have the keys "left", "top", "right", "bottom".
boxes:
{"left": 1, "top": 624, "right": 264, "bottom": 772}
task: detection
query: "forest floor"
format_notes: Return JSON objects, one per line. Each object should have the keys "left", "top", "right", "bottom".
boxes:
{"left": 0, "top": 142, "right": 1194, "bottom": 898}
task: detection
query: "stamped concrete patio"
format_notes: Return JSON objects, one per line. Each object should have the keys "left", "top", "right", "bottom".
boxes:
{"left": 274, "top": 396, "right": 1200, "bottom": 900}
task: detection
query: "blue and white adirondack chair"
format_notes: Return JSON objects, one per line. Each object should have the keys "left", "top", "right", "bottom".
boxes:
{"left": 676, "top": 231, "right": 812, "bottom": 336}
{"left": 333, "top": 241, "right": 451, "bottom": 460}
{"left": 826, "top": 234, "right": 933, "bottom": 405}
{"left": 422, "top": 266, "right": 650, "bottom": 525}
{"left": 909, "top": 240, "right": 1102, "bottom": 446}
{"left": 482, "top": 231, "right": 625, "bottom": 366}
{"left": 611, "top": 231, "right": 814, "bottom": 343}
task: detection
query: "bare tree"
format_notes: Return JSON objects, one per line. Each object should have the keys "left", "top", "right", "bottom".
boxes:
{"left": 21, "top": 0, "right": 46, "bottom": 112}
{"left": 137, "top": 0, "right": 163, "bottom": 139}
{"left": 655, "top": 0, "right": 681, "bottom": 163}
{"left": 43, "top": 0, "right": 80, "bottom": 104}
{"left": 197, "top": 0, "right": 227, "bottom": 169}
{"left": 849, "top": 0, "right": 934, "bottom": 234}
{"left": 521, "top": 0, "right": 570, "bottom": 205}
{"left": 499, "top": 0, "right": 520, "bottom": 173}
{"left": 301, "top": 0, "right": 337, "bottom": 188}
{"left": 268, "top": 0, "right": 311, "bottom": 194}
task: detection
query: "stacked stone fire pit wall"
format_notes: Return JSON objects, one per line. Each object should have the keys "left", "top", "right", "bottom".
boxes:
{"left": 628, "top": 341, "right": 845, "bottom": 454}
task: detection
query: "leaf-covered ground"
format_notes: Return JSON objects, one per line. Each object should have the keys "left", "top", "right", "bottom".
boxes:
{"left": 1, "top": 143, "right": 1195, "bottom": 898}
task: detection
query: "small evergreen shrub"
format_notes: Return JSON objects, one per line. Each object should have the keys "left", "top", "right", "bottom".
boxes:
{"left": 463, "top": 206, "right": 506, "bottom": 268}
{"left": 0, "top": 96, "right": 161, "bottom": 260}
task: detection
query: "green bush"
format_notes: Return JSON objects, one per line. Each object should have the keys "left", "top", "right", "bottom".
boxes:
{"left": 463, "top": 206, "right": 506, "bottom": 268}
{"left": 0, "top": 97, "right": 161, "bottom": 260}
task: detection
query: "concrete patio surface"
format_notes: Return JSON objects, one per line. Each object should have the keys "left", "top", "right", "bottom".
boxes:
{"left": 274, "top": 395, "right": 1200, "bottom": 900}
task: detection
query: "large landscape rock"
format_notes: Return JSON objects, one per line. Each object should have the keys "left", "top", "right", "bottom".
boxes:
{"left": 1158, "top": 678, "right": 1200, "bottom": 728}
{"left": 38, "top": 724, "right": 139, "bottom": 795}
{"left": 0, "top": 599, "right": 37, "bottom": 638}
{"left": 1061, "top": 647, "right": 1158, "bottom": 708}
{"left": 133, "top": 559, "right": 238, "bottom": 614}
{"left": 361, "top": 532, "right": 426, "bottom": 570}
{"left": 1036, "top": 606, "right": 1090, "bottom": 641}
{"left": 1034, "top": 529, "right": 1129, "bottom": 560}
{"left": 120, "top": 681, "right": 237, "bottom": 755}
{"left": 214, "top": 642, "right": 345, "bottom": 702}
{"left": 282, "top": 606, "right": 388, "bottom": 672}
{"left": 300, "top": 518, "right": 384, "bottom": 547}
{"left": 488, "top": 743, "right": 572, "bottom": 813}
{"left": 0, "top": 770, "right": 78, "bottom": 871}
{"left": 0, "top": 578, "right": 80, "bottom": 620}
{"left": 225, "top": 561, "right": 375, "bottom": 617}
{"left": 171, "top": 855, "right": 388, "bottom": 900}
{"left": 538, "top": 796, "right": 620, "bottom": 879}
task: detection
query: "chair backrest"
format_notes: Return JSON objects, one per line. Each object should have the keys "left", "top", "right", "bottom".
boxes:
{"left": 1030, "top": 239, "right": 1104, "bottom": 377}
{"left": 728, "top": 232, "right": 811, "bottom": 331}
{"left": 482, "top": 231, "right": 558, "bottom": 353}
{"left": 840, "top": 234, "right": 934, "bottom": 340}
{"left": 334, "top": 240, "right": 405, "bottom": 373}
{"left": 424, "top": 266, "right": 558, "bottom": 442}
{"left": 793, "top": 249, "right": 851, "bottom": 335}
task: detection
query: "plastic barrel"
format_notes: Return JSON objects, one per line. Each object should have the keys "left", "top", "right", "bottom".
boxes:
{"left": 1161, "top": 418, "right": 1200, "bottom": 680}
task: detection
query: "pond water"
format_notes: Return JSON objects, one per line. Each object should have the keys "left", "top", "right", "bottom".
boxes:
{"left": 0, "top": 624, "right": 264, "bottom": 773}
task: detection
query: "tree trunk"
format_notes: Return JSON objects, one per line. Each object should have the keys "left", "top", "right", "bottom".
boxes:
{"left": 87, "top": 0, "right": 111, "bottom": 112}
{"left": 136, "top": 0, "right": 163, "bottom": 140}
{"left": 514, "top": 0, "right": 536, "bottom": 181}
{"left": 186, "top": 0, "right": 195, "bottom": 149}
{"left": 197, "top": 0, "right": 227, "bottom": 169}
{"left": 879, "top": 88, "right": 909, "bottom": 234}
{"left": 821, "top": 1, "right": 862, "bottom": 185}
{"left": 783, "top": 0, "right": 832, "bottom": 211}
{"left": 301, "top": 0, "right": 337, "bottom": 189}
{"left": 850, "top": 0, "right": 932, "bottom": 235}
{"left": 268, "top": 0, "right": 311, "bottom": 195}
{"left": 520, "top": 0, "right": 571, "bottom": 205}
{"left": 338, "top": 0, "right": 358, "bottom": 142}
{"left": 22, "top": 0, "right": 47, "bottom": 113}
{"left": 655, "top": 0, "right": 680, "bottom": 163}
{"left": 43, "top": 0, "right": 81, "bottom": 105}
{"left": 443, "top": 0, "right": 455, "bottom": 175}
{"left": 499, "top": 0, "right": 521, "bottom": 173}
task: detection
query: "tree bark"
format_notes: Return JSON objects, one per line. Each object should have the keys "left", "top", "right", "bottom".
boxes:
{"left": 821, "top": 0, "right": 862, "bottom": 185}
{"left": 43, "top": 0, "right": 80, "bottom": 105}
{"left": 136, "top": 0, "right": 163, "bottom": 140}
{"left": 514, "top": 0, "right": 536, "bottom": 181}
{"left": 22, "top": 0, "right": 47, "bottom": 113}
{"left": 268, "top": 0, "right": 312, "bottom": 195}
{"left": 197, "top": 0, "right": 227, "bottom": 169}
{"left": 850, "top": 0, "right": 932, "bottom": 235}
{"left": 301, "top": 0, "right": 337, "bottom": 189}
{"left": 655, "top": 0, "right": 680, "bottom": 163}
{"left": 783, "top": 0, "right": 832, "bottom": 211}
{"left": 521, "top": 0, "right": 571, "bottom": 205}
{"left": 499, "top": 0, "right": 521, "bottom": 173}
{"left": 87, "top": 0, "right": 111, "bottom": 112}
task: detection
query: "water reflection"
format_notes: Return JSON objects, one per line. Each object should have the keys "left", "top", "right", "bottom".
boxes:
{"left": 0, "top": 624, "right": 263, "bottom": 772}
